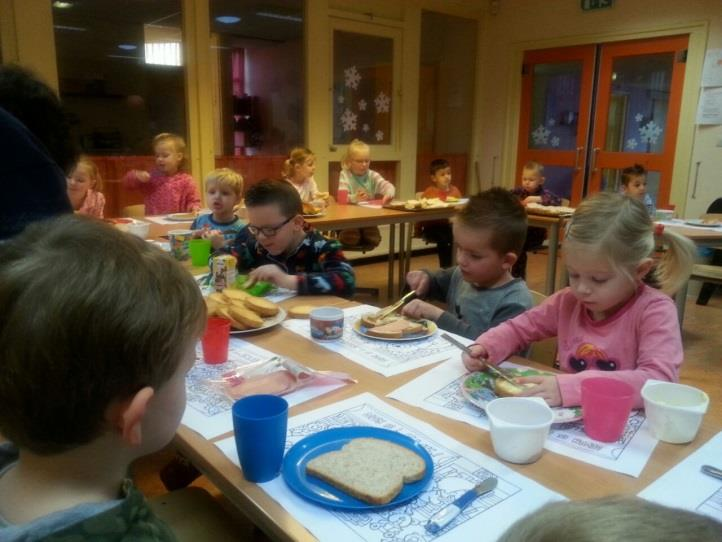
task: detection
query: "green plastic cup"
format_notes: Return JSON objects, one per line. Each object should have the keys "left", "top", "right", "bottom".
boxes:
{"left": 189, "top": 238, "right": 212, "bottom": 267}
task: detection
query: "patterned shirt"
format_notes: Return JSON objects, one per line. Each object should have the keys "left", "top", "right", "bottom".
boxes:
{"left": 230, "top": 227, "right": 355, "bottom": 297}
{"left": 191, "top": 213, "right": 245, "bottom": 243}
{"left": 123, "top": 170, "right": 201, "bottom": 215}
{"left": 511, "top": 185, "right": 562, "bottom": 207}
{"left": 75, "top": 189, "right": 106, "bottom": 219}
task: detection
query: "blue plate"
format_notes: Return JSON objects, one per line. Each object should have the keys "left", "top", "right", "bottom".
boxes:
{"left": 282, "top": 426, "right": 434, "bottom": 510}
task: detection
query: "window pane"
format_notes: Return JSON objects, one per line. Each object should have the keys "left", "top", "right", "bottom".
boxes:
{"left": 52, "top": 0, "right": 186, "bottom": 155}
{"left": 333, "top": 30, "right": 393, "bottom": 145}
{"left": 601, "top": 167, "right": 660, "bottom": 208}
{"left": 210, "top": 0, "right": 304, "bottom": 157}
{"left": 529, "top": 62, "right": 582, "bottom": 150}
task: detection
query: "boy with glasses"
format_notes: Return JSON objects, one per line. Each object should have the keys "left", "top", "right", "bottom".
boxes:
{"left": 230, "top": 179, "right": 355, "bottom": 297}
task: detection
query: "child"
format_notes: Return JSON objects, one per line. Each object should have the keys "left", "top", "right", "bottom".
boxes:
{"left": 511, "top": 160, "right": 562, "bottom": 279}
{"left": 462, "top": 192, "right": 696, "bottom": 408}
{"left": 337, "top": 139, "right": 395, "bottom": 247}
{"left": 402, "top": 187, "right": 533, "bottom": 340}
{"left": 498, "top": 496, "right": 722, "bottom": 542}
{"left": 282, "top": 147, "right": 327, "bottom": 208}
{"left": 67, "top": 155, "right": 106, "bottom": 218}
{"left": 123, "top": 132, "right": 201, "bottom": 216}
{"left": 191, "top": 168, "right": 245, "bottom": 249}
{"left": 230, "top": 179, "right": 355, "bottom": 297}
{"left": 418, "top": 158, "right": 463, "bottom": 268}
{"left": 621, "top": 163, "right": 655, "bottom": 217}
{"left": 0, "top": 215, "right": 205, "bottom": 539}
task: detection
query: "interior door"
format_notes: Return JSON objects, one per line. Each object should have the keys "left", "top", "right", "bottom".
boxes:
{"left": 589, "top": 35, "right": 688, "bottom": 209}
{"left": 516, "top": 45, "right": 596, "bottom": 204}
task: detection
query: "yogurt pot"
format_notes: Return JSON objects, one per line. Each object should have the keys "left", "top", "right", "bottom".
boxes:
{"left": 309, "top": 307, "right": 344, "bottom": 340}
{"left": 486, "top": 397, "right": 553, "bottom": 464}
{"left": 642, "top": 380, "right": 709, "bottom": 444}
{"left": 168, "top": 229, "right": 193, "bottom": 261}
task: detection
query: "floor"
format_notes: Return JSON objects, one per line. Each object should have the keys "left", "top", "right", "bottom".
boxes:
{"left": 131, "top": 248, "right": 722, "bottom": 539}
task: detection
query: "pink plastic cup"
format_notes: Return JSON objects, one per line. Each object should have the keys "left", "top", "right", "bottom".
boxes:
{"left": 201, "top": 317, "right": 231, "bottom": 364}
{"left": 337, "top": 189, "right": 349, "bottom": 205}
{"left": 581, "top": 377, "right": 635, "bottom": 442}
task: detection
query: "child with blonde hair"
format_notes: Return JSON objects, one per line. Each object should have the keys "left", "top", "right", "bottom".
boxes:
{"left": 67, "top": 156, "right": 105, "bottom": 218}
{"left": 123, "top": 132, "right": 201, "bottom": 215}
{"left": 337, "top": 139, "right": 395, "bottom": 247}
{"left": 463, "top": 192, "right": 695, "bottom": 408}
{"left": 282, "top": 147, "right": 328, "bottom": 208}
{"left": 191, "top": 168, "right": 245, "bottom": 249}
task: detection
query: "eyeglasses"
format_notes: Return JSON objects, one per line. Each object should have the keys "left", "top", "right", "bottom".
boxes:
{"left": 247, "top": 215, "right": 294, "bottom": 237}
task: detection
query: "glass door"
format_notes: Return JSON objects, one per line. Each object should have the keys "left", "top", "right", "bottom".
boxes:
{"left": 516, "top": 45, "right": 596, "bottom": 204}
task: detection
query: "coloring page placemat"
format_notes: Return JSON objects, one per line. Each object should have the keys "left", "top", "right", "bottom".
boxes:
{"left": 216, "top": 392, "right": 565, "bottom": 542}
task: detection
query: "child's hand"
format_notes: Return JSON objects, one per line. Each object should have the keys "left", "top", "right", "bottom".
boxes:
{"left": 381, "top": 194, "right": 394, "bottom": 205}
{"left": 401, "top": 299, "right": 443, "bottom": 321}
{"left": 132, "top": 170, "right": 150, "bottom": 183}
{"left": 517, "top": 375, "right": 562, "bottom": 407}
{"left": 462, "top": 343, "right": 489, "bottom": 372}
{"left": 209, "top": 233, "right": 226, "bottom": 250}
{"left": 247, "top": 264, "right": 297, "bottom": 291}
{"left": 356, "top": 189, "right": 369, "bottom": 202}
{"left": 406, "top": 270, "right": 430, "bottom": 296}
{"left": 522, "top": 195, "right": 542, "bottom": 205}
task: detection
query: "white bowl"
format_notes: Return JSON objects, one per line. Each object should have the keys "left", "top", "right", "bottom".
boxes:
{"left": 642, "top": 380, "right": 709, "bottom": 444}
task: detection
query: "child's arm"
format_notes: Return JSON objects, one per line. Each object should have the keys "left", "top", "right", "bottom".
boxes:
{"left": 370, "top": 171, "right": 395, "bottom": 203}
{"left": 295, "top": 238, "right": 355, "bottom": 297}
{"left": 123, "top": 169, "right": 151, "bottom": 189}
{"left": 180, "top": 174, "right": 202, "bottom": 212}
{"left": 539, "top": 189, "right": 562, "bottom": 207}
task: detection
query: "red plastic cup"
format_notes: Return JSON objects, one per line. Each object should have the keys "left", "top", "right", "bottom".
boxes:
{"left": 201, "top": 317, "right": 231, "bottom": 364}
{"left": 337, "top": 189, "right": 349, "bottom": 205}
{"left": 581, "top": 377, "right": 635, "bottom": 442}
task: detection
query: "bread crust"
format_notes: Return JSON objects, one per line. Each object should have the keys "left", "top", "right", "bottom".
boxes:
{"left": 244, "top": 296, "right": 279, "bottom": 317}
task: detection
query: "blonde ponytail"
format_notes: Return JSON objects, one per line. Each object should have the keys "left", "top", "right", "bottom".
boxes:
{"left": 653, "top": 227, "right": 696, "bottom": 295}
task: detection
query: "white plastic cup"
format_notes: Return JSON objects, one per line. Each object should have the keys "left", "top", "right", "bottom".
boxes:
{"left": 127, "top": 221, "right": 150, "bottom": 239}
{"left": 642, "top": 380, "right": 709, "bottom": 444}
{"left": 486, "top": 397, "right": 554, "bottom": 464}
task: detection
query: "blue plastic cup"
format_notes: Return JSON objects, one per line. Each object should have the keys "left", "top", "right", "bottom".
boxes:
{"left": 232, "top": 394, "right": 289, "bottom": 482}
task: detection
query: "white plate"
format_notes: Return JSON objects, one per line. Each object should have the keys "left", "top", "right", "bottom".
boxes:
{"left": 684, "top": 219, "right": 722, "bottom": 228}
{"left": 352, "top": 318, "right": 437, "bottom": 341}
{"left": 165, "top": 212, "right": 197, "bottom": 222}
{"left": 302, "top": 210, "right": 326, "bottom": 218}
{"left": 230, "top": 307, "right": 287, "bottom": 334}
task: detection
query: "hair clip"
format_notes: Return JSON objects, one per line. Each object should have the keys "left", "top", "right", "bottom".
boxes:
{"left": 654, "top": 223, "right": 665, "bottom": 236}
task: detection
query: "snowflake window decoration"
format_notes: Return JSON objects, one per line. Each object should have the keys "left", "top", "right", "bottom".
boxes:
{"left": 362, "top": 123, "right": 370, "bottom": 133}
{"left": 340, "top": 108, "right": 357, "bottom": 132}
{"left": 550, "top": 136, "right": 560, "bottom": 148}
{"left": 626, "top": 138, "right": 638, "bottom": 150}
{"left": 547, "top": 118, "right": 556, "bottom": 126}
{"left": 374, "top": 92, "right": 390, "bottom": 114}
{"left": 344, "top": 66, "right": 361, "bottom": 90}
{"left": 531, "top": 124, "right": 551, "bottom": 146}
{"left": 358, "top": 99, "right": 367, "bottom": 111}
{"left": 375, "top": 129, "right": 384, "bottom": 142}
{"left": 337, "top": 95, "right": 345, "bottom": 104}
{"left": 638, "top": 121, "right": 662, "bottom": 145}
{"left": 634, "top": 113, "right": 644, "bottom": 123}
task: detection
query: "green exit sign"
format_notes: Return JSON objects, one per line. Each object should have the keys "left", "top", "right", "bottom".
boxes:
{"left": 581, "top": 0, "right": 614, "bottom": 10}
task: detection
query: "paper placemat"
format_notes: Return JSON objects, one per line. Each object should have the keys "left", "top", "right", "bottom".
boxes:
{"left": 388, "top": 359, "right": 658, "bottom": 477}
{"left": 182, "top": 338, "right": 348, "bottom": 440}
{"left": 282, "top": 305, "right": 461, "bottom": 376}
{"left": 639, "top": 431, "right": 722, "bottom": 522}
{"left": 216, "top": 392, "right": 565, "bottom": 542}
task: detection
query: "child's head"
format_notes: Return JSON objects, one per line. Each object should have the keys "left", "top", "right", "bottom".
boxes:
{"left": 0, "top": 215, "right": 206, "bottom": 457}
{"left": 342, "top": 139, "right": 371, "bottom": 177}
{"left": 205, "top": 168, "right": 243, "bottom": 217}
{"left": 67, "top": 155, "right": 102, "bottom": 195}
{"left": 564, "top": 192, "right": 695, "bottom": 307}
{"left": 521, "top": 161, "right": 545, "bottom": 193}
{"left": 621, "top": 163, "right": 648, "bottom": 200}
{"left": 153, "top": 132, "right": 186, "bottom": 175}
{"left": 244, "top": 179, "right": 305, "bottom": 256}
{"left": 453, "top": 187, "right": 527, "bottom": 287}
{"left": 498, "top": 496, "right": 722, "bottom": 542}
{"left": 282, "top": 147, "right": 316, "bottom": 181}
{"left": 430, "top": 159, "right": 452, "bottom": 191}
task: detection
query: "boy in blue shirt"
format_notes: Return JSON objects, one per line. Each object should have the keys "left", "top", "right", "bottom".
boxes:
{"left": 192, "top": 168, "right": 245, "bottom": 249}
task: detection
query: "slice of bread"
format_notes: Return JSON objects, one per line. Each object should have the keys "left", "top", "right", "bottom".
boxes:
{"left": 288, "top": 304, "right": 315, "bottom": 319}
{"left": 223, "top": 288, "right": 249, "bottom": 302}
{"left": 360, "top": 312, "right": 402, "bottom": 328}
{"left": 494, "top": 377, "right": 535, "bottom": 397}
{"left": 229, "top": 306, "right": 264, "bottom": 329}
{"left": 244, "top": 296, "right": 279, "bottom": 317}
{"left": 365, "top": 319, "right": 425, "bottom": 338}
{"left": 305, "top": 437, "right": 426, "bottom": 505}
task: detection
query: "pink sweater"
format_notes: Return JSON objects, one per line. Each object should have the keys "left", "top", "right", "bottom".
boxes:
{"left": 476, "top": 285, "right": 682, "bottom": 408}
{"left": 123, "top": 170, "right": 200, "bottom": 216}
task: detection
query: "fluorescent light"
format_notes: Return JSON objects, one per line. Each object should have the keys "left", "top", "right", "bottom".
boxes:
{"left": 118, "top": 44, "right": 137, "bottom": 50}
{"left": 52, "top": 1, "right": 73, "bottom": 8}
{"left": 256, "top": 11, "right": 302, "bottom": 23}
{"left": 215, "top": 16, "right": 241, "bottom": 24}
{"left": 54, "top": 25, "right": 86, "bottom": 32}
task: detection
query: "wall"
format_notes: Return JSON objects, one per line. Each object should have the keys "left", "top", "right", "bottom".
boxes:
{"left": 474, "top": 0, "right": 722, "bottom": 217}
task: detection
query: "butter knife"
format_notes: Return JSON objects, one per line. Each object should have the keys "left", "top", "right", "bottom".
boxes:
{"left": 374, "top": 290, "right": 417, "bottom": 321}
{"left": 425, "top": 477, "right": 498, "bottom": 534}
{"left": 701, "top": 465, "right": 722, "bottom": 481}
{"left": 440, "top": 333, "right": 518, "bottom": 387}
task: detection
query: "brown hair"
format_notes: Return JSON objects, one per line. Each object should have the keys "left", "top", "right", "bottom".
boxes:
{"left": 72, "top": 155, "right": 103, "bottom": 191}
{"left": 455, "top": 187, "right": 528, "bottom": 255}
{"left": 153, "top": 132, "right": 187, "bottom": 168}
{"left": 430, "top": 158, "right": 450, "bottom": 175}
{"left": 0, "top": 215, "right": 206, "bottom": 454}
{"left": 206, "top": 167, "right": 244, "bottom": 199}
{"left": 244, "top": 178, "right": 303, "bottom": 218}
{"left": 282, "top": 147, "right": 315, "bottom": 178}
{"left": 498, "top": 496, "right": 722, "bottom": 542}
{"left": 565, "top": 192, "right": 695, "bottom": 295}
{"left": 621, "top": 163, "right": 647, "bottom": 187}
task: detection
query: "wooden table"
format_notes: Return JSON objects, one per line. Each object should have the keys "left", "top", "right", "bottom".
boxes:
{"left": 173, "top": 296, "right": 722, "bottom": 542}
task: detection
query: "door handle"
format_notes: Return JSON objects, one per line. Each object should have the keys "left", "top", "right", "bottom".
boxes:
{"left": 574, "top": 147, "right": 584, "bottom": 171}
{"left": 329, "top": 145, "right": 337, "bottom": 152}
{"left": 692, "top": 161, "right": 701, "bottom": 199}
{"left": 590, "top": 147, "right": 601, "bottom": 172}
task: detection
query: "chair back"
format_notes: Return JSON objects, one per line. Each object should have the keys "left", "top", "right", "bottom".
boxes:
{"left": 706, "top": 198, "right": 722, "bottom": 214}
{"left": 121, "top": 204, "right": 146, "bottom": 218}
{"left": 527, "top": 289, "right": 558, "bottom": 367}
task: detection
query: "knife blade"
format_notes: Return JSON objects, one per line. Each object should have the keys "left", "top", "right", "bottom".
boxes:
{"left": 425, "top": 477, "right": 498, "bottom": 534}
{"left": 701, "top": 465, "right": 722, "bottom": 481}
{"left": 374, "top": 290, "right": 417, "bottom": 321}
{"left": 440, "top": 333, "right": 519, "bottom": 387}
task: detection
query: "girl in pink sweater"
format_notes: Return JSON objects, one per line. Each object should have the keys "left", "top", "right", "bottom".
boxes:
{"left": 123, "top": 133, "right": 200, "bottom": 216}
{"left": 463, "top": 192, "right": 696, "bottom": 408}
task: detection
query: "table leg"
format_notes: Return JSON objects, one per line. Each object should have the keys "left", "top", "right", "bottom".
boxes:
{"left": 387, "top": 223, "right": 396, "bottom": 301}
{"left": 545, "top": 222, "right": 560, "bottom": 295}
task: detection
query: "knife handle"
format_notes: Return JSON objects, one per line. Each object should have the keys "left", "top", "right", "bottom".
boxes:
{"left": 425, "top": 503, "right": 462, "bottom": 534}
{"left": 701, "top": 465, "right": 722, "bottom": 481}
